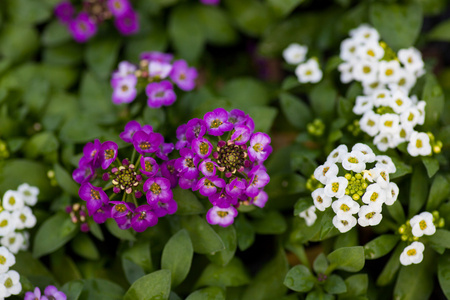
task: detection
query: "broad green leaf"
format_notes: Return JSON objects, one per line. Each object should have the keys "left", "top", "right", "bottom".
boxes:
{"left": 0, "top": 161, "right": 51, "bottom": 196}
{"left": 24, "top": 132, "right": 59, "bottom": 159}
{"left": 334, "top": 228, "right": 359, "bottom": 249}
{"left": 428, "top": 19, "right": 450, "bottom": 41}
{"left": 12, "top": 251, "right": 55, "bottom": 286}
{"left": 310, "top": 79, "right": 337, "bottom": 121}
{"left": 327, "top": 246, "right": 365, "bottom": 272}
{"left": 364, "top": 235, "right": 399, "bottom": 260}
{"left": 33, "top": 212, "right": 78, "bottom": 258}
{"left": 386, "top": 198, "right": 405, "bottom": 225}
{"left": 421, "top": 156, "right": 439, "bottom": 178}
{"left": 125, "top": 27, "right": 168, "bottom": 61}
{"left": 376, "top": 243, "right": 404, "bottom": 286}
{"left": 0, "top": 25, "right": 39, "bottom": 62}
{"left": 324, "top": 274, "right": 347, "bottom": 294}
{"left": 235, "top": 214, "right": 255, "bottom": 251}
{"left": 6, "top": 0, "right": 52, "bottom": 24}
{"left": 280, "top": 93, "right": 313, "bottom": 130}
{"left": 306, "top": 290, "right": 333, "bottom": 300}
{"left": 43, "top": 43, "right": 83, "bottom": 66}
{"left": 313, "top": 253, "right": 329, "bottom": 275}
{"left": 122, "top": 241, "right": 153, "bottom": 272}
{"left": 248, "top": 106, "right": 277, "bottom": 133}
{"left": 370, "top": 2, "right": 422, "bottom": 51}
{"left": 426, "top": 174, "right": 450, "bottom": 211}
{"left": 266, "top": 0, "right": 304, "bottom": 17}
{"left": 42, "top": 20, "right": 72, "bottom": 46}
{"left": 105, "top": 219, "right": 136, "bottom": 241}
{"left": 87, "top": 218, "right": 104, "bottom": 241}
{"left": 196, "top": 5, "right": 237, "bottom": 45}
{"left": 390, "top": 157, "right": 412, "bottom": 179}
{"left": 186, "top": 287, "right": 225, "bottom": 300}
{"left": 50, "top": 253, "right": 82, "bottom": 284}
{"left": 422, "top": 73, "right": 445, "bottom": 128}
{"left": 221, "top": 77, "right": 270, "bottom": 111}
{"left": 426, "top": 229, "right": 450, "bottom": 249}
{"left": 23, "top": 77, "right": 50, "bottom": 114}
{"left": 196, "top": 257, "right": 250, "bottom": 288}
{"left": 408, "top": 166, "right": 429, "bottom": 217}
{"left": 252, "top": 210, "right": 288, "bottom": 235}
{"left": 54, "top": 163, "right": 79, "bottom": 197}
{"left": 85, "top": 37, "right": 122, "bottom": 79}
{"left": 207, "top": 225, "right": 237, "bottom": 266}
{"left": 61, "top": 280, "right": 84, "bottom": 300}
{"left": 81, "top": 279, "right": 125, "bottom": 300}
{"left": 161, "top": 229, "right": 193, "bottom": 287}
{"left": 339, "top": 274, "right": 368, "bottom": 299}
{"left": 39, "top": 64, "right": 78, "bottom": 89}
{"left": 173, "top": 187, "right": 205, "bottom": 215}
{"left": 71, "top": 234, "right": 99, "bottom": 260}
{"left": 438, "top": 252, "right": 450, "bottom": 299}
{"left": 283, "top": 265, "right": 315, "bottom": 292}
{"left": 59, "top": 116, "right": 104, "bottom": 143}
{"left": 124, "top": 270, "right": 171, "bottom": 300}
{"left": 122, "top": 258, "right": 145, "bottom": 285}
{"left": 180, "top": 215, "right": 225, "bottom": 254}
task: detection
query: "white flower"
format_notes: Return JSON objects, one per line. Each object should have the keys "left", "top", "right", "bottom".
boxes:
{"left": 326, "top": 145, "right": 348, "bottom": 163}
{"left": 0, "top": 232, "right": 24, "bottom": 254}
{"left": 372, "top": 89, "right": 392, "bottom": 107}
{"left": 378, "top": 60, "right": 401, "bottom": 84}
{"left": 340, "top": 38, "right": 361, "bottom": 61}
{"left": 399, "top": 242, "right": 425, "bottom": 266}
{"left": 389, "top": 89, "right": 412, "bottom": 114}
{"left": 362, "top": 80, "right": 385, "bottom": 95}
{"left": 0, "top": 247, "right": 15, "bottom": 274}
{"left": 416, "top": 101, "right": 426, "bottom": 125}
{"left": 385, "top": 182, "right": 399, "bottom": 205}
{"left": 353, "top": 95, "right": 374, "bottom": 115}
{"left": 357, "top": 41, "right": 384, "bottom": 61}
{"left": 0, "top": 212, "right": 14, "bottom": 236}
{"left": 17, "top": 183, "right": 39, "bottom": 206}
{"left": 398, "top": 47, "right": 425, "bottom": 74}
{"left": 375, "top": 155, "right": 396, "bottom": 173}
{"left": 353, "top": 60, "right": 379, "bottom": 84}
{"left": 400, "top": 107, "right": 420, "bottom": 129}
{"left": 393, "top": 125, "right": 413, "bottom": 146}
{"left": 362, "top": 183, "right": 386, "bottom": 208}
{"left": 374, "top": 132, "right": 395, "bottom": 151}
{"left": 311, "top": 188, "right": 333, "bottom": 211}
{"left": 371, "top": 167, "right": 390, "bottom": 188}
{"left": 352, "top": 143, "right": 376, "bottom": 163}
{"left": 314, "top": 162, "right": 339, "bottom": 185}
{"left": 2, "top": 191, "right": 24, "bottom": 212}
{"left": 11, "top": 207, "right": 36, "bottom": 230}
{"left": 407, "top": 131, "right": 432, "bottom": 157}
{"left": 0, "top": 270, "right": 21, "bottom": 297}
{"left": 332, "top": 195, "right": 360, "bottom": 217}
{"left": 332, "top": 214, "right": 357, "bottom": 233}
{"left": 358, "top": 205, "right": 383, "bottom": 227}
{"left": 410, "top": 212, "right": 436, "bottom": 237}
{"left": 283, "top": 43, "right": 308, "bottom": 65}
{"left": 299, "top": 206, "right": 317, "bottom": 227}
{"left": 378, "top": 114, "right": 400, "bottom": 135}
{"left": 324, "top": 177, "right": 348, "bottom": 199}
{"left": 388, "top": 69, "right": 416, "bottom": 93}
{"left": 360, "top": 111, "right": 380, "bottom": 137}
{"left": 113, "top": 61, "right": 136, "bottom": 78}
{"left": 20, "top": 232, "right": 29, "bottom": 251}
{"left": 338, "top": 61, "right": 356, "bottom": 83}
{"left": 295, "top": 58, "right": 323, "bottom": 83}
{"left": 349, "top": 24, "right": 380, "bottom": 43}
{"left": 148, "top": 61, "right": 172, "bottom": 79}
{"left": 342, "top": 151, "right": 366, "bottom": 173}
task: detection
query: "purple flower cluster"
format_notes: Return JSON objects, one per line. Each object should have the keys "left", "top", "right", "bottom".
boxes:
{"left": 25, "top": 286, "right": 66, "bottom": 300}
{"left": 73, "top": 121, "right": 177, "bottom": 232}
{"left": 111, "top": 52, "right": 198, "bottom": 107}
{"left": 174, "top": 108, "right": 272, "bottom": 227}
{"left": 54, "top": 0, "right": 139, "bottom": 43}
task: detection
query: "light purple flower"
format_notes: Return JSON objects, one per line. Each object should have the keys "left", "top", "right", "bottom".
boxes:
{"left": 160, "top": 159, "right": 178, "bottom": 188}
{"left": 151, "top": 199, "right": 178, "bottom": 217}
{"left": 248, "top": 132, "right": 272, "bottom": 162}
{"left": 92, "top": 203, "right": 112, "bottom": 224}
{"left": 55, "top": 1, "right": 74, "bottom": 24}
{"left": 114, "top": 10, "right": 139, "bottom": 35}
{"left": 225, "top": 177, "right": 247, "bottom": 198}
{"left": 185, "top": 118, "right": 207, "bottom": 142}
{"left": 79, "top": 183, "right": 109, "bottom": 214}
{"left": 111, "top": 74, "right": 137, "bottom": 104}
{"left": 170, "top": 60, "right": 198, "bottom": 91}
{"left": 144, "top": 177, "right": 173, "bottom": 204}
{"left": 156, "top": 142, "right": 174, "bottom": 161}
{"left": 199, "top": 159, "right": 217, "bottom": 177}
{"left": 148, "top": 61, "right": 172, "bottom": 79}
{"left": 246, "top": 166, "right": 270, "bottom": 197}
{"left": 175, "top": 124, "right": 189, "bottom": 150}
{"left": 120, "top": 120, "right": 142, "bottom": 143}
{"left": 179, "top": 177, "right": 198, "bottom": 190}
{"left": 140, "top": 157, "right": 159, "bottom": 177}
{"left": 107, "top": 0, "right": 132, "bottom": 17}
{"left": 113, "top": 61, "right": 137, "bottom": 79}
{"left": 68, "top": 12, "right": 97, "bottom": 43}
{"left": 140, "top": 51, "right": 173, "bottom": 63}
{"left": 111, "top": 201, "right": 135, "bottom": 228}
{"left": 25, "top": 287, "right": 41, "bottom": 300}
{"left": 99, "top": 141, "right": 118, "bottom": 169}
{"left": 209, "top": 190, "right": 237, "bottom": 208}
{"left": 146, "top": 80, "right": 177, "bottom": 108}
{"left": 251, "top": 190, "right": 268, "bottom": 208}
{"left": 193, "top": 176, "right": 225, "bottom": 197}
{"left": 175, "top": 148, "right": 200, "bottom": 180}
{"left": 131, "top": 205, "right": 158, "bottom": 232}
{"left": 231, "top": 125, "right": 252, "bottom": 145}
{"left": 228, "top": 109, "right": 247, "bottom": 126}
{"left": 204, "top": 108, "right": 233, "bottom": 136}
{"left": 192, "top": 137, "right": 213, "bottom": 159}
{"left": 206, "top": 206, "right": 238, "bottom": 227}
{"left": 43, "top": 285, "right": 67, "bottom": 300}
{"left": 132, "top": 130, "right": 163, "bottom": 154}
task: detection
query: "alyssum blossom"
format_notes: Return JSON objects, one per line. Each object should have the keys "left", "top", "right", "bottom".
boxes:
{"left": 110, "top": 52, "right": 198, "bottom": 107}
{"left": 174, "top": 108, "right": 272, "bottom": 227}
{"left": 309, "top": 143, "right": 399, "bottom": 233}
{"left": 25, "top": 285, "right": 67, "bottom": 300}
{"left": 282, "top": 43, "right": 323, "bottom": 84}
{"left": 0, "top": 246, "right": 21, "bottom": 298}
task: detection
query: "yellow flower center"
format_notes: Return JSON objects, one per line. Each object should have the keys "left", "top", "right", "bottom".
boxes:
{"left": 340, "top": 204, "right": 350, "bottom": 212}
{"left": 217, "top": 211, "right": 229, "bottom": 218}
{"left": 385, "top": 69, "right": 393, "bottom": 76}
{"left": 370, "top": 192, "right": 379, "bottom": 202}
{"left": 419, "top": 220, "right": 427, "bottom": 230}
{"left": 150, "top": 183, "right": 162, "bottom": 195}
{"left": 332, "top": 182, "right": 339, "bottom": 193}
{"left": 416, "top": 139, "right": 423, "bottom": 148}
{"left": 407, "top": 249, "right": 416, "bottom": 256}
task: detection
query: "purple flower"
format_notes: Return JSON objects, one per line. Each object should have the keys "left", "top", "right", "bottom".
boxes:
{"left": 140, "top": 51, "right": 173, "bottom": 63}
{"left": 140, "top": 157, "right": 159, "bottom": 177}
{"left": 246, "top": 166, "right": 270, "bottom": 197}
{"left": 146, "top": 80, "right": 177, "bottom": 108}
{"left": 72, "top": 157, "right": 94, "bottom": 184}
{"left": 25, "top": 287, "right": 41, "bottom": 300}
{"left": 204, "top": 108, "right": 233, "bottom": 136}
{"left": 79, "top": 183, "right": 109, "bottom": 214}
{"left": 83, "top": 139, "right": 102, "bottom": 166}
{"left": 141, "top": 124, "right": 154, "bottom": 134}
{"left": 148, "top": 61, "right": 172, "bottom": 79}
{"left": 192, "top": 137, "right": 213, "bottom": 159}
{"left": 144, "top": 177, "right": 173, "bottom": 204}
{"left": 111, "top": 74, "right": 137, "bottom": 104}
{"left": 228, "top": 109, "right": 247, "bottom": 126}
{"left": 179, "top": 177, "right": 198, "bottom": 190}
{"left": 107, "top": 0, "right": 132, "bottom": 18}
{"left": 225, "top": 177, "right": 247, "bottom": 198}
{"left": 199, "top": 159, "right": 217, "bottom": 177}
{"left": 111, "top": 201, "right": 135, "bottom": 229}
{"left": 99, "top": 141, "right": 118, "bottom": 169}
{"left": 206, "top": 206, "right": 238, "bottom": 227}
{"left": 175, "top": 148, "right": 200, "bottom": 180}
{"left": 248, "top": 132, "right": 272, "bottom": 162}
{"left": 209, "top": 190, "right": 237, "bottom": 208}
{"left": 156, "top": 142, "right": 174, "bottom": 161}
{"left": 42, "top": 285, "right": 67, "bottom": 300}
{"left": 185, "top": 118, "right": 207, "bottom": 142}
{"left": 68, "top": 12, "right": 97, "bottom": 43}
{"left": 231, "top": 125, "right": 252, "bottom": 145}
{"left": 160, "top": 159, "right": 178, "bottom": 188}
{"left": 151, "top": 199, "right": 178, "bottom": 217}
{"left": 251, "top": 190, "right": 268, "bottom": 208}
{"left": 132, "top": 130, "right": 163, "bottom": 154}
{"left": 131, "top": 205, "right": 158, "bottom": 232}
{"left": 120, "top": 120, "right": 141, "bottom": 143}
{"left": 193, "top": 176, "right": 225, "bottom": 197}
{"left": 113, "top": 61, "right": 137, "bottom": 79}
{"left": 175, "top": 124, "right": 189, "bottom": 150}
{"left": 170, "top": 60, "right": 198, "bottom": 91}
{"left": 55, "top": 1, "right": 74, "bottom": 24}
{"left": 92, "top": 203, "right": 112, "bottom": 224}
{"left": 114, "top": 10, "right": 139, "bottom": 35}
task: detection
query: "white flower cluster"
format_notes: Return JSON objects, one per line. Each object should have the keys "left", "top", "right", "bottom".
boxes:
{"left": 399, "top": 211, "right": 436, "bottom": 266}
{"left": 0, "top": 246, "right": 21, "bottom": 298}
{"left": 311, "top": 143, "right": 399, "bottom": 233}
{"left": 0, "top": 184, "right": 38, "bottom": 254}
{"left": 283, "top": 43, "right": 323, "bottom": 84}
{"left": 299, "top": 205, "right": 317, "bottom": 227}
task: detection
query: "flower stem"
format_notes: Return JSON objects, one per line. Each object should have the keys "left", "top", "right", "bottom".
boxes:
{"left": 131, "top": 148, "right": 137, "bottom": 165}
{"left": 132, "top": 194, "right": 138, "bottom": 207}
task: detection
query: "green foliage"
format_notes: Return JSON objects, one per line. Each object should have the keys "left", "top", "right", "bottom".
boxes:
{"left": 196, "top": 257, "right": 250, "bottom": 288}
{"left": 364, "top": 235, "right": 399, "bottom": 260}
{"left": 284, "top": 265, "right": 315, "bottom": 292}
{"left": 161, "top": 229, "right": 193, "bottom": 287}
{"left": 327, "top": 246, "right": 365, "bottom": 272}
{"left": 124, "top": 270, "right": 171, "bottom": 300}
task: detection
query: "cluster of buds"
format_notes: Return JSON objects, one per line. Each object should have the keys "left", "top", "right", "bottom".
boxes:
{"left": 111, "top": 51, "right": 198, "bottom": 107}
{"left": 73, "top": 120, "right": 176, "bottom": 232}
{"left": 66, "top": 203, "right": 89, "bottom": 232}
{"left": 54, "top": 0, "right": 139, "bottom": 43}
{"left": 174, "top": 108, "right": 272, "bottom": 227}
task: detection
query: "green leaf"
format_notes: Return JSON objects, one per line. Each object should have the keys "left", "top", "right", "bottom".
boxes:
{"left": 327, "top": 246, "right": 365, "bottom": 272}
{"left": 12, "top": 251, "right": 55, "bottom": 285}
{"left": 61, "top": 280, "right": 84, "bottom": 300}
{"left": 59, "top": 116, "right": 104, "bottom": 143}
{"left": 180, "top": 215, "right": 225, "bottom": 255}
{"left": 313, "top": 253, "right": 329, "bottom": 275}
{"left": 386, "top": 198, "right": 406, "bottom": 225}
{"left": 43, "top": 43, "right": 83, "bottom": 66}
{"left": 42, "top": 20, "right": 72, "bottom": 46}
{"left": 173, "top": 187, "right": 205, "bottom": 215}
{"left": 376, "top": 243, "right": 403, "bottom": 286}
{"left": 50, "top": 253, "right": 82, "bottom": 284}
{"left": 426, "top": 229, "right": 450, "bottom": 249}
{"left": 280, "top": 92, "right": 313, "bottom": 130}
{"left": 369, "top": 2, "right": 422, "bottom": 51}
{"left": 6, "top": 0, "right": 52, "bottom": 24}
{"left": 421, "top": 156, "right": 440, "bottom": 178}
{"left": 408, "top": 166, "right": 429, "bottom": 217}
{"left": 124, "top": 270, "right": 171, "bottom": 300}
{"left": 266, "top": 0, "right": 304, "bottom": 17}
{"left": 23, "top": 77, "right": 50, "bottom": 114}
{"left": 71, "top": 234, "right": 99, "bottom": 260}
{"left": 324, "top": 274, "right": 347, "bottom": 294}
{"left": 422, "top": 73, "right": 445, "bottom": 128}
{"left": 428, "top": 19, "right": 450, "bottom": 41}
{"left": 196, "top": 257, "right": 250, "bottom": 288}
{"left": 105, "top": 219, "right": 136, "bottom": 241}
{"left": 54, "top": 163, "right": 80, "bottom": 197}
{"left": 283, "top": 265, "right": 315, "bottom": 292}
{"left": 196, "top": 5, "right": 237, "bottom": 45}
{"left": 81, "top": 279, "right": 125, "bottom": 300}
{"left": 0, "top": 25, "right": 39, "bottom": 62}
{"left": 426, "top": 174, "right": 450, "bottom": 211}
{"left": 364, "top": 234, "right": 399, "bottom": 260}
{"left": 122, "top": 241, "right": 153, "bottom": 272}
{"left": 24, "top": 132, "right": 59, "bottom": 159}
{"left": 235, "top": 214, "right": 255, "bottom": 251}
{"left": 85, "top": 37, "right": 121, "bottom": 79}
{"left": 306, "top": 290, "right": 334, "bottom": 300}
{"left": 87, "top": 218, "right": 104, "bottom": 241}
{"left": 390, "top": 157, "right": 412, "bottom": 179}
{"left": 248, "top": 106, "right": 278, "bottom": 133}
{"left": 221, "top": 77, "right": 270, "bottom": 111}
{"left": 124, "top": 28, "right": 168, "bottom": 62}
{"left": 186, "top": 287, "right": 225, "bottom": 300}
{"left": 122, "top": 258, "right": 145, "bottom": 285}
{"left": 310, "top": 79, "right": 337, "bottom": 121}
{"left": 438, "top": 252, "right": 450, "bottom": 299}
{"left": 161, "top": 229, "right": 193, "bottom": 287}
{"left": 339, "top": 274, "right": 368, "bottom": 299}
{"left": 252, "top": 210, "right": 288, "bottom": 235}
{"left": 207, "top": 225, "right": 237, "bottom": 266}
{"left": 33, "top": 212, "right": 78, "bottom": 258}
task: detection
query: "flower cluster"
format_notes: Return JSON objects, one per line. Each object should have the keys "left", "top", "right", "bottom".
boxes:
{"left": 111, "top": 52, "right": 198, "bottom": 107}
{"left": 25, "top": 286, "right": 67, "bottom": 300}
{"left": 310, "top": 143, "right": 398, "bottom": 233}
{"left": 398, "top": 211, "right": 444, "bottom": 266}
{"left": 54, "top": 0, "right": 139, "bottom": 43}
{"left": 0, "top": 246, "right": 21, "bottom": 298}
{"left": 0, "top": 184, "right": 38, "bottom": 254}
{"left": 282, "top": 43, "right": 323, "bottom": 83}
{"left": 174, "top": 108, "right": 272, "bottom": 227}
{"left": 73, "top": 120, "right": 177, "bottom": 232}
